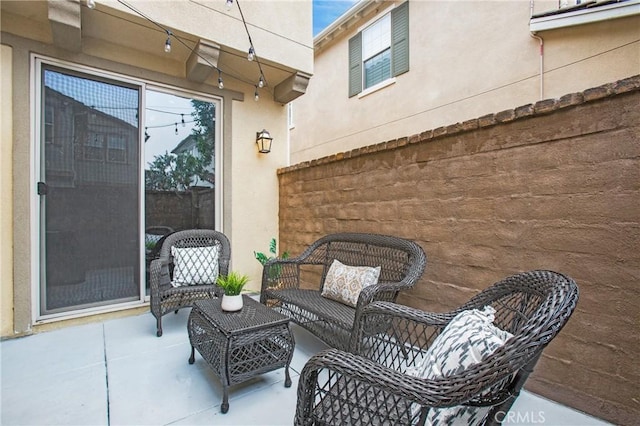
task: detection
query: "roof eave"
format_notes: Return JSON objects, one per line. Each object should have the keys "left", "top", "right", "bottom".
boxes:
{"left": 313, "top": 0, "right": 374, "bottom": 49}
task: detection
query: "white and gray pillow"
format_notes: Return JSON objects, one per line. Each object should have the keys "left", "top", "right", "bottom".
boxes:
{"left": 406, "top": 306, "right": 513, "bottom": 425}
{"left": 171, "top": 245, "right": 220, "bottom": 287}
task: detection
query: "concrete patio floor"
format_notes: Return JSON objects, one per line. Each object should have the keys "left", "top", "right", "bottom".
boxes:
{"left": 1, "top": 306, "right": 610, "bottom": 426}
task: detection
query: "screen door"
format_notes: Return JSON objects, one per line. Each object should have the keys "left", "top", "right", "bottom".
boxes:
{"left": 39, "top": 65, "right": 141, "bottom": 314}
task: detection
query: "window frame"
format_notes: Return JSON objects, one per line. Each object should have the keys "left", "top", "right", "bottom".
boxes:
{"left": 287, "top": 102, "right": 295, "bottom": 130}
{"left": 348, "top": 1, "right": 409, "bottom": 98}
{"left": 106, "top": 133, "right": 127, "bottom": 164}
{"left": 85, "top": 131, "right": 106, "bottom": 161}
{"left": 361, "top": 13, "right": 392, "bottom": 90}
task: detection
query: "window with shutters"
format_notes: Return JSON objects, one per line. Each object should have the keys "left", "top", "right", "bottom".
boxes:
{"left": 363, "top": 14, "right": 391, "bottom": 89}
{"left": 349, "top": 1, "right": 409, "bottom": 98}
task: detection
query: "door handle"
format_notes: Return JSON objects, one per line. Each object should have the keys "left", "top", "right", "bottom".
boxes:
{"left": 37, "top": 181, "right": 48, "bottom": 195}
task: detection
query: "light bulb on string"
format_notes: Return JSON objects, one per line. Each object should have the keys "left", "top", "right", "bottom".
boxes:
{"left": 86, "top": 0, "right": 96, "bottom": 9}
{"left": 225, "top": 0, "right": 233, "bottom": 10}
{"left": 247, "top": 46, "right": 255, "bottom": 61}
{"left": 254, "top": 86, "right": 259, "bottom": 102}
{"left": 174, "top": 123, "right": 178, "bottom": 135}
{"left": 258, "top": 75, "right": 264, "bottom": 88}
{"left": 164, "top": 30, "right": 172, "bottom": 53}
{"left": 145, "top": 128, "right": 150, "bottom": 142}
{"left": 181, "top": 114, "right": 185, "bottom": 127}
{"left": 218, "top": 76, "right": 224, "bottom": 89}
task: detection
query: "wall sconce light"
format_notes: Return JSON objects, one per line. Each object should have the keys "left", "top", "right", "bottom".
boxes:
{"left": 256, "top": 129, "right": 273, "bottom": 154}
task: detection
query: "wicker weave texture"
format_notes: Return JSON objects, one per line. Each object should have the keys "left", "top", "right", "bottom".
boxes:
{"left": 295, "top": 270, "right": 579, "bottom": 426}
{"left": 149, "top": 229, "right": 231, "bottom": 337}
{"left": 188, "top": 296, "right": 295, "bottom": 413}
{"left": 260, "top": 233, "right": 427, "bottom": 351}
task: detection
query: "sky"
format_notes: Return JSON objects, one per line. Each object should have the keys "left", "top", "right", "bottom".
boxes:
{"left": 313, "top": 0, "right": 359, "bottom": 36}
{"left": 145, "top": 91, "right": 197, "bottom": 165}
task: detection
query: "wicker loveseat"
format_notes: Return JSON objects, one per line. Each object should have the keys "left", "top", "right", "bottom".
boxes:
{"left": 295, "top": 270, "right": 579, "bottom": 426}
{"left": 259, "top": 233, "right": 427, "bottom": 351}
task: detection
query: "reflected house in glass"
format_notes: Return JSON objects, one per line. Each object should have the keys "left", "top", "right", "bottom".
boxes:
{"left": 43, "top": 86, "right": 140, "bottom": 311}
{"left": 144, "top": 98, "right": 217, "bottom": 235}
{"left": 44, "top": 87, "right": 138, "bottom": 188}
{"left": 171, "top": 134, "right": 214, "bottom": 189}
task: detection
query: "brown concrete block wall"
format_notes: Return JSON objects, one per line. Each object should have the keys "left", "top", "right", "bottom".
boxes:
{"left": 277, "top": 76, "right": 640, "bottom": 425}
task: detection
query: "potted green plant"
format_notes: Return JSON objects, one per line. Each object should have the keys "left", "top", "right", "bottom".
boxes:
{"left": 217, "top": 271, "right": 250, "bottom": 312}
{"left": 254, "top": 238, "right": 289, "bottom": 283}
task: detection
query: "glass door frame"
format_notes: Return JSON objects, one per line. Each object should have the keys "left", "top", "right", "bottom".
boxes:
{"left": 142, "top": 84, "right": 224, "bottom": 301}
{"left": 31, "top": 54, "right": 224, "bottom": 322}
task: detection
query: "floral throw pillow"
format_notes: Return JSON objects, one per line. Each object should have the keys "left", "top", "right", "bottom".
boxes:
{"left": 171, "top": 245, "right": 219, "bottom": 287}
{"left": 320, "top": 259, "right": 381, "bottom": 307}
{"left": 406, "top": 306, "right": 514, "bottom": 425}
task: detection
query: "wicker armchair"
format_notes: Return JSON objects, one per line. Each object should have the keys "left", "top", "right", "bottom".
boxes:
{"left": 296, "top": 270, "right": 579, "bottom": 426}
{"left": 149, "top": 229, "right": 230, "bottom": 337}
{"left": 260, "top": 233, "right": 427, "bottom": 351}
{"left": 145, "top": 226, "right": 175, "bottom": 285}
{"left": 145, "top": 225, "right": 175, "bottom": 244}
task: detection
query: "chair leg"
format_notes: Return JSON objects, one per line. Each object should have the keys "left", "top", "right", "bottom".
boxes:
{"left": 157, "top": 317, "right": 163, "bottom": 337}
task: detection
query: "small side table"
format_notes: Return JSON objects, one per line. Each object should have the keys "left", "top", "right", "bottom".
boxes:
{"left": 187, "top": 296, "right": 295, "bottom": 413}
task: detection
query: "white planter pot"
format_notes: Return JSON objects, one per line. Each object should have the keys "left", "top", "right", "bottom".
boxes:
{"left": 221, "top": 294, "right": 243, "bottom": 312}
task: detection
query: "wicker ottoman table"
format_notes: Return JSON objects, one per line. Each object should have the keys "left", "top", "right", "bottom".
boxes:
{"left": 187, "top": 296, "right": 295, "bottom": 413}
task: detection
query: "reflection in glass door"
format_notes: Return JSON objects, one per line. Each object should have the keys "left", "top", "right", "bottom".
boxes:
{"left": 143, "top": 90, "right": 217, "bottom": 293}
{"left": 39, "top": 64, "right": 141, "bottom": 315}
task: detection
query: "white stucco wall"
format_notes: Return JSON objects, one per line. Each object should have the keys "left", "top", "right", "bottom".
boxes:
{"left": 230, "top": 97, "right": 288, "bottom": 291}
{"left": 102, "top": 0, "right": 313, "bottom": 75}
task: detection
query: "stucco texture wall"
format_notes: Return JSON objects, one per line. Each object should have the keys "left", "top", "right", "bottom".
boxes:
{"left": 277, "top": 77, "right": 640, "bottom": 425}
{"left": 1, "top": 45, "right": 14, "bottom": 336}
{"left": 291, "top": 1, "right": 640, "bottom": 164}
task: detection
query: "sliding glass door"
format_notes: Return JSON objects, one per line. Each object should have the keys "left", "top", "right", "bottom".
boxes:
{"left": 143, "top": 90, "right": 217, "bottom": 294}
{"left": 36, "top": 58, "right": 222, "bottom": 317}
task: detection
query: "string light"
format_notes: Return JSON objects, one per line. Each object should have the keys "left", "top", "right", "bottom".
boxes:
{"left": 236, "top": 0, "right": 267, "bottom": 95}
{"left": 86, "top": 0, "right": 96, "bottom": 9}
{"left": 145, "top": 119, "right": 195, "bottom": 129}
{"left": 225, "top": 0, "right": 233, "bottom": 10}
{"left": 174, "top": 123, "right": 179, "bottom": 135}
{"left": 181, "top": 114, "right": 185, "bottom": 127}
{"left": 115, "top": 0, "right": 267, "bottom": 94}
{"left": 144, "top": 128, "right": 150, "bottom": 142}
{"left": 254, "top": 86, "right": 259, "bottom": 101}
{"left": 258, "top": 75, "right": 264, "bottom": 88}
{"left": 164, "top": 30, "right": 172, "bottom": 53}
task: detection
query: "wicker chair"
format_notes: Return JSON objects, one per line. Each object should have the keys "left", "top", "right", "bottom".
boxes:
{"left": 260, "top": 233, "right": 427, "bottom": 351}
{"left": 295, "top": 270, "right": 579, "bottom": 426}
{"left": 149, "top": 229, "right": 230, "bottom": 337}
{"left": 145, "top": 226, "right": 175, "bottom": 285}
{"left": 145, "top": 225, "right": 175, "bottom": 244}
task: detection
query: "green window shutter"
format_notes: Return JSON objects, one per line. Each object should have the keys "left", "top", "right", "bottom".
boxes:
{"left": 391, "top": 1, "right": 409, "bottom": 76}
{"left": 348, "top": 33, "right": 362, "bottom": 97}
